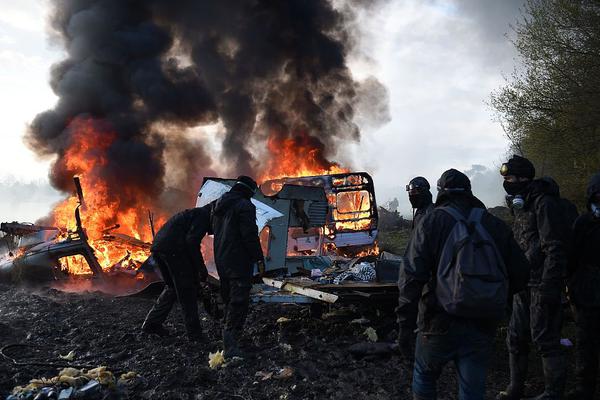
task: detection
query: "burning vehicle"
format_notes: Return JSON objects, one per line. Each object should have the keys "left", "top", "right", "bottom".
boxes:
{"left": 197, "top": 172, "right": 399, "bottom": 306}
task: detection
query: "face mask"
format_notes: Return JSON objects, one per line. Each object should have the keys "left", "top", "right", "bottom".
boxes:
{"left": 503, "top": 180, "right": 529, "bottom": 196}
{"left": 592, "top": 203, "right": 600, "bottom": 219}
{"left": 409, "top": 194, "right": 427, "bottom": 209}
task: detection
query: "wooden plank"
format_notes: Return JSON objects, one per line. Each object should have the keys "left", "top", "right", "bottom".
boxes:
{"left": 262, "top": 277, "right": 339, "bottom": 303}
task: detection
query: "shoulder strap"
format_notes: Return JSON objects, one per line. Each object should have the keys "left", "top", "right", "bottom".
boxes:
{"left": 467, "top": 208, "right": 485, "bottom": 223}
{"left": 439, "top": 206, "right": 467, "bottom": 222}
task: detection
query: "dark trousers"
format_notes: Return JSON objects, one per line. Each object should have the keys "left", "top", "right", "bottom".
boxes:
{"left": 507, "top": 288, "right": 564, "bottom": 357}
{"left": 220, "top": 277, "right": 252, "bottom": 333}
{"left": 572, "top": 305, "right": 600, "bottom": 396}
{"left": 143, "top": 252, "right": 202, "bottom": 337}
{"left": 412, "top": 320, "right": 494, "bottom": 400}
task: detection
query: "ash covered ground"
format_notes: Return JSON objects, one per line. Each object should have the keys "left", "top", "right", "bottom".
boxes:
{"left": 0, "top": 283, "right": 586, "bottom": 400}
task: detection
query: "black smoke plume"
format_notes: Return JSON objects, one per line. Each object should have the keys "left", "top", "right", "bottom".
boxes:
{"left": 28, "top": 0, "right": 387, "bottom": 211}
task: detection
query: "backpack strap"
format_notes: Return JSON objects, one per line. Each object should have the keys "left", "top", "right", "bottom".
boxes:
{"left": 438, "top": 206, "right": 467, "bottom": 222}
{"left": 467, "top": 208, "right": 485, "bottom": 224}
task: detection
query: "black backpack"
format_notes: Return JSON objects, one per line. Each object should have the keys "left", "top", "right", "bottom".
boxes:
{"left": 435, "top": 207, "right": 508, "bottom": 319}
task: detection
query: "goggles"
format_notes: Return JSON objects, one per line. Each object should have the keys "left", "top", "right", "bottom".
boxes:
{"left": 406, "top": 183, "right": 426, "bottom": 192}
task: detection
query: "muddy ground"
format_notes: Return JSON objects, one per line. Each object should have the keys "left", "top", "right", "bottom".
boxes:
{"left": 0, "top": 283, "right": 594, "bottom": 400}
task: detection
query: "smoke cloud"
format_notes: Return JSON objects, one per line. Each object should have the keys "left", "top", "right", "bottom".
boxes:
{"left": 27, "top": 0, "right": 387, "bottom": 212}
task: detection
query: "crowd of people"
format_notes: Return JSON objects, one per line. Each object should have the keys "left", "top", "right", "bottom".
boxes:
{"left": 400, "top": 156, "right": 600, "bottom": 400}
{"left": 137, "top": 157, "right": 600, "bottom": 400}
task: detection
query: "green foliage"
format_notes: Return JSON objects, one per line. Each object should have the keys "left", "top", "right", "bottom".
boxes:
{"left": 491, "top": 0, "right": 600, "bottom": 209}
{"left": 378, "top": 229, "right": 411, "bottom": 255}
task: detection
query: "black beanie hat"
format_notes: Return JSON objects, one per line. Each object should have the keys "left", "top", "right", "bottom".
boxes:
{"left": 235, "top": 175, "right": 258, "bottom": 192}
{"left": 501, "top": 155, "right": 535, "bottom": 179}
{"left": 437, "top": 169, "right": 472, "bottom": 193}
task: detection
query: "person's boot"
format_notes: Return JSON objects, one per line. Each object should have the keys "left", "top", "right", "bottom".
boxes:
{"left": 497, "top": 353, "right": 528, "bottom": 400}
{"left": 524, "top": 355, "right": 566, "bottom": 400}
{"left": 223, "top": 329, "right": 244, "bottom": 359}
{"left": 141, "top": 322, "right": 171, "bottom": 337}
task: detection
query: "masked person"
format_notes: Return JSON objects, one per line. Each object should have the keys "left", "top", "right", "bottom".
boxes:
{"left": 566, "top": 172, "right": 600, "bottom": 400}
{"left": 498, "top": 155, "right": 571, "bottom": 400}
{"left": 212, "top": 175, "right": 265, "bottom": 359}
{"left": 141, "top": 204, "right": 212, "bottom": 342}
{"left": 406, "top": 176, "right": 434, "bottom": 230}
{"left": 397, "top": 169, "right": 529, "bottom": 400}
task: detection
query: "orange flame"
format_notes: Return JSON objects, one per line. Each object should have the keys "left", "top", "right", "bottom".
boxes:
{"left": 51, "top": 117, "right": 165, "bottom": 275}
{"left": 259, "top": 132, "right": 348, "bottom": 182}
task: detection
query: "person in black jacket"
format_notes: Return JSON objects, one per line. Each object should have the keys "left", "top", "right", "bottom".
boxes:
{"left": 406, "top": 176, "right": 434, "bottom": 230}
{"left": 566, "top": 172, "right": 600, "bottom": 400}
{"left": 498, "top": 155, "right": 572, "bottom": 400}
{"left": 141, "top": 204, "right": 212, "bottom": 342}
{"left": 212, "top": 175, "right": 264, "bottom": 358}
{"left": 397, "top": 169, "right": 529, "bottom": 400}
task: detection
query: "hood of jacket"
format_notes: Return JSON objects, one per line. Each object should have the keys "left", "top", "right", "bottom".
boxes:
{"left": 213, "top": 190, "right": 246, "bottom": 216}
{"left": 524, "top": 176, "right": 560, "bottom": 203}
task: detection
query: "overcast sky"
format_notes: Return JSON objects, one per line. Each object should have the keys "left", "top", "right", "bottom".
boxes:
{"left": 0, "top": 0, "right": 524, "bottom": 221}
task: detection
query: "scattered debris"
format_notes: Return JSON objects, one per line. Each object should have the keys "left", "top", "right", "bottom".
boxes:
{"left": 350, "top": 317, "right": 370, "bottom": 325}
{"left": 9, "top": 365, "right": 136, "bottom": 400}
{"left": 59, "top": 351, "right": 76, "bottom": 361}
{"left": 363, "top": 327, "right": 378, "bottom": 342}
{"left": 560, "top": 338, "right": 573, "bottom": 347}
{"left": 255, "top": 371, "right": 274, "bottom": 381}
{"left": 208, "top": 350, "right": 225, "bottom": 370}
{"left": 274, "top": 366, "right": 294, "bottom": 380}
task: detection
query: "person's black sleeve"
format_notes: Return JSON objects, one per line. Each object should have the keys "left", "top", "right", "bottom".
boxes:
{"left": 238, "top": 201, "right": 264, "bottom": 263}
{"left": 535, "top": 196, "right": 569, "bottom": 296}
{"left": 184, "top": 208, "right": 210, "bottom": 282}
{"left": 567, "top": 216, "right": 585, "bottom": 278}
{"left": 496, "top": 219, "right": 530, "bottom": 295}
{"left": 397, "top": 215, "right": 434, "bottom": 337}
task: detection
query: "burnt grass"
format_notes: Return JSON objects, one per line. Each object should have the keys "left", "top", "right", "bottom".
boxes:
{"left": 0, "top": 283, "right": 588, "bottom": 400}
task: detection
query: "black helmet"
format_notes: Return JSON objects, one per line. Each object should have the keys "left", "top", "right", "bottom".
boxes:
{"left": 406, "top": 176, "right": 430, "bottom": 192}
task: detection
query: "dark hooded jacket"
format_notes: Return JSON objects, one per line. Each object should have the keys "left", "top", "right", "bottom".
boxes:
{"left": 412, "top": 192, "right": 434, "bottom": 230}
{"left": 568, "top": 172, "right": 600, "bottom": 306}
{"left": 512, "top": 178, "right": 572, "bottom": 294}
{"left": 151, "top": 204, "right": 212, "bottom": 279}
{"left": 397, "top": 192, "right": 530, "bottom": 335}
{"left": 212, "top": 188, "right": 264, "bottom": 278}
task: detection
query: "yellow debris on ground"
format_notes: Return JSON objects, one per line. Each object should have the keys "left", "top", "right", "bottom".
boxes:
{"left": 363, "top": 327, "right": 378, "bottom": 342}
{"left": 208, "top": 350, "right": 225, "bottom": 369}
{"left": 276, "top": 317, "right": 291, "bottom": 324}
{"left": 59, "top": 350, "right": 76, "bottom": 361}
{"left": 12, "top": 365, "right": 138, "bottom": 395}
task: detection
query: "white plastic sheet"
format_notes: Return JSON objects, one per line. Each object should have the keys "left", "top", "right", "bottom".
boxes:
{"left": 196, "top": 179, "right": 283, "bottom": 231}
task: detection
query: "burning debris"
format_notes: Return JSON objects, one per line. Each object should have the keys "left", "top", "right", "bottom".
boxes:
{"left": 0, "top": 177, "right": 155, "bottom": 288}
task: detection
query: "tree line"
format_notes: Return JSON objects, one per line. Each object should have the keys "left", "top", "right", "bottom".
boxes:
{"left": 492, "top": 0, "right": 600, "bottom": 209}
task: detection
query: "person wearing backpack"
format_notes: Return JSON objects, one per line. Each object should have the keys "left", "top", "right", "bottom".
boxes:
{"left": 397, "top": 169, "right": 529, "bottom": 400}
{"left": 498, "top": 155, "right": 572, "bottom": 400}
{"left": 566, "top": 172, "right": 600, "bottom": 400}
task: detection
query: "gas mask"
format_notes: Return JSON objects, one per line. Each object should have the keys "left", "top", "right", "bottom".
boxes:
{"left": 592, "top": 203, "right": 600, "bottom": 219}
{"left": 506, "top": 195, "right": 525, "bottom": 211}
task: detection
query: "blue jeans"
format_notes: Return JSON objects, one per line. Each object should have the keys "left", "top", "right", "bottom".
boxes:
{"left": 412, "top": 321, "right": 494, "bottom": 400}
